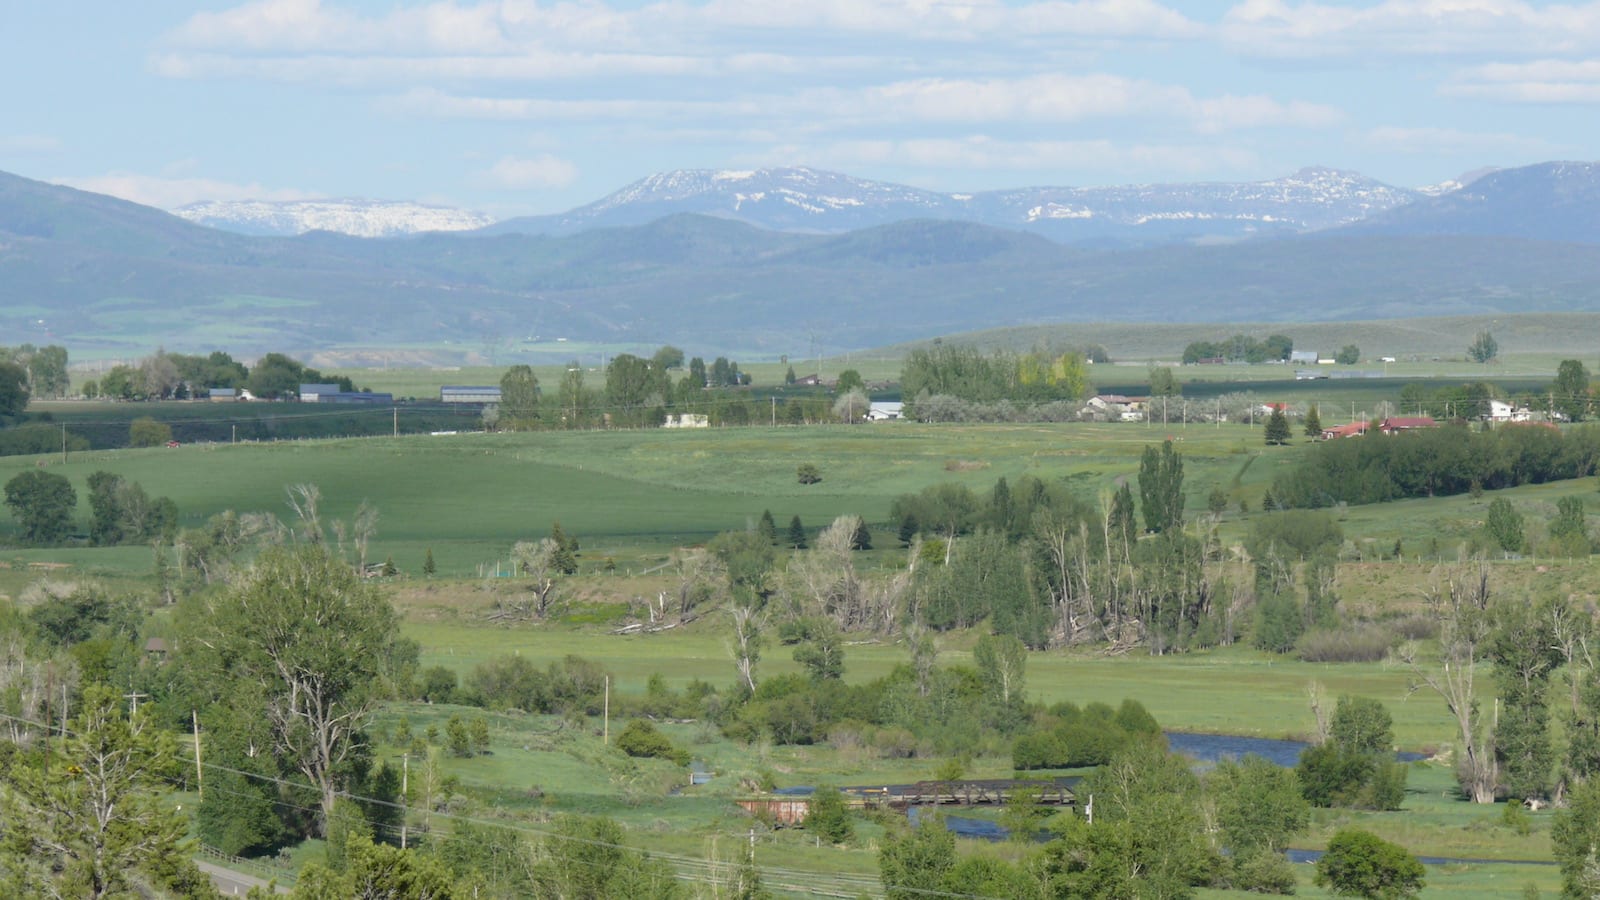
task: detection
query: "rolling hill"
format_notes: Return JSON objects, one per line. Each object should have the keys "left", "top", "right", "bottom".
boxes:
{"left": 7, "top": 165, "right": 1600, "bottom": 358}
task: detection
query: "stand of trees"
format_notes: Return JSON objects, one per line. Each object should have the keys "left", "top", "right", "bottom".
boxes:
{"left": 1274, "top": 423, "right": 1600, "bottom": 508}
{"left": 1181, "top": 333, "right": 1293, "bottom": 364}
{"left": 900, "top": 343, "right": 1093, "bottom": 420}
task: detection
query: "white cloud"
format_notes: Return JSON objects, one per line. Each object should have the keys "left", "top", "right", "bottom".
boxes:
{"left": 1222, "top": 0, "right": 1600, "bottom": 59}
{"left": 751, "top": 135, "right": 1259, "bottom": 178}
{"left": 1364, "top": 124, "right": 1564, "bottom": 155}
{"left": 0, "top": 134, "right": 62, "bottom": 154}
{"left": 843, "top": 74, "right": 1342, "bottom": 130}
{"left": 478, "top": 155, "right": 579, "bottom": 190}
{"left": 388, "top": 76, "right": 1342, "bottom": 136}
{"left": 1447, "top": 58, "right": 1600, "bottom": 101}
{"left": 168, "top": 0, "right": 1202, "bottom": 54}
{"left": 54, "top": 172, "right": 320, "bottom": 209}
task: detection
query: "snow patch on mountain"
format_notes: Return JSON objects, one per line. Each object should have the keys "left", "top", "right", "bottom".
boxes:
{"left": 173, "top": 199, "right": 493, "bottom": 238}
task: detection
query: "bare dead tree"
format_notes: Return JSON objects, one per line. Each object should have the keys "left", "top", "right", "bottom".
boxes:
{"left": 728, "top": 604, "right": 764, "bottom": 693}
{"left": 285, "top": 483, "right": 323, "bottom": 544}
{"left": 1404, "top": 562, "right": 1497, "bottom": 803}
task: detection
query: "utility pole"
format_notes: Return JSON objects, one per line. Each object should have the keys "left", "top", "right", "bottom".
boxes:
{"left": 603, "top": 675, "right": 610, "bottom": 745}
{"left": 232, "top": 424, "right": 236, "bottom": 444}
{"left": 193, "top": 710, "right": 204, "bottom": 800}
{"left": 124, "top": 686, "right": 148, "bottom": 716}
{"left": 400, "top": 752, "right": 410, "bottom": 849}
{"left": 771, "top": 397, "right": 776, "bottom": 427}
{"left": 393, "top": 407, "right": 398, "bottom": 437}
{"left": 60, "top": 423, "right": 67, "bottom": 464}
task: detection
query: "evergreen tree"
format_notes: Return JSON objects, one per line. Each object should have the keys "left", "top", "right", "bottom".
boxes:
{"left": 787, "top": 515, "right": 807, "bottom": 549}
{"left": 1264, "top": 407, "right": 1291, "bottom": 445}
{"left": 1303, "top": 403, "right": 1323, "bottom": 438}
{"left": 422, "top": 547, "right": 436, "bottom": 576}
{"left": 898, "top": 512, "right": 919, "bottom": 546}
{"left": 756, "top": 509, "right": 778, "bottom": 545}
{"left": 850, "top": 518, "right": 872, "bottom": 550}
{"left": 549, "top": 521, "right": 579, "bottom": 574}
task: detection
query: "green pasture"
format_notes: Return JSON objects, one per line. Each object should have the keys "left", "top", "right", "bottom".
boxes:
{"left": 6, "top": 419, "right": 1600, "bottom": 582}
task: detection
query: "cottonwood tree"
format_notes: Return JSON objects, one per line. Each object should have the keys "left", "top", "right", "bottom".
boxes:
{"left": 1138, "top": 441, "right": 1184, "bottom": 534}
{"left": 974, "top": 633, "right": 1027, "bottom": 707}
{"left": 185, "top": 542, "right": 401, "bottom": 830}
{"left": 3, "top": 470, "right": 76, "bottom": 544}
{"left": 1403, "top": 564, "right": 1498, "bottom": 803}
{"left": 1468, "top": 330, "right": 1499, "bottom": 364}
{"left": 1492, "top": 598, "right": 1563, "bottom": 800}
{"left": 728, "top": 603, "right": 764, "bottom": 694}
{"left": 499, "top": 364, "right": 541, "bottom": 431}
{"left": 508, "top": 538, "right": 564, "bottom": 619}
{"left": 780, "top": 516, "right": 865, "bottom": 629}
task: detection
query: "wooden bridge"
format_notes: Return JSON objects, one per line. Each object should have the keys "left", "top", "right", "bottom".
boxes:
{"left": 737, "top": 778, "right": 1076, "bottom": 826}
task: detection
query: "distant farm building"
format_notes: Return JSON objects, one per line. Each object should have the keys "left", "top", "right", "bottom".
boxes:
{"left": 206, "top": 387, "right": 237, "bottom": 402}
{"left": 663, "top": 413, "right": 710, "bottom": 428}
{"left": 1288, "top": 350, "right": 1318, "bottom": 365}
{"left": 299, "top": 384, "right": 393, "bottom": 404}
{"left": 441, "top": 385, "right": 502, "bottom": 404}
{"left": 866, "top": 402, "right": 903, "bottom": 421}
{"left": 1486, "top": 400, "right": 1532, "bottom": 423}
{"left": 1380, "top": 416, "right": 1438, "bottom": 434}
{"left": 792, "top": 374, "right": 823, "bottom": 386}
{"left": 1321, "top": 422, "right": 1370, "bottom": 439}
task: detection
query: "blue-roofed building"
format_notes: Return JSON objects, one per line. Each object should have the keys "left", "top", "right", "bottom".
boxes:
{"left": 441, "top": 385, "right": 502, "bottom": 404}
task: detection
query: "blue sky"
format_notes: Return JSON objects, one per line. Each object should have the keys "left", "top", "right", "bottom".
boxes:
{"left": 1, "top": 0, "right": 1591, "bottom": 218}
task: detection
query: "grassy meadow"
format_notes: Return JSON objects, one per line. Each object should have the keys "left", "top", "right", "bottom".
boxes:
{"left": 8, "top": 395, "right": 1600, "bottom": 895}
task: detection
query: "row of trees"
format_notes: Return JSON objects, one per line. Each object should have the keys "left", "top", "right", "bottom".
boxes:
{"left": 87, "top": 350, "right": 354, "bottom": 401}
{"left": 490, "top": 350, "right": 785, "bottom": 431}
{"left": 2, "top": 470, "right": 179, "bottom": 546}
{"left": 0, "top": 343, "right": 69, "bottom": 403}
{"left": 1274, "top": 422, "right": 1600, "bottom": 508}
{"left": 900, "top": 343, "right": 1093, "bottom": 413}
{"left": 1180, "top": 333, "right": 1293, "bottom": 364}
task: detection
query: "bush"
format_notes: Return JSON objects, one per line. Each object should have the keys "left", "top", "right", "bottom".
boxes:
{"left": 1314, "top": 828, "right": 1425, "bottom": 899}
{"left": 797, "top": 463, "right": 822, "bottom": 484}
{"left": 419, "top": 665, "right": 458, "bottom": 703}
{"left": 1296, "top": 625, "right": 1393, "bottom": 663}
{"left": 1253, "top": 593, "right": 1304, "bottom": 654}
{"left": 1388, "top": 614, "right": 1438, "bottom": 641}
{"left": 615, "top": 719, "right": 690, "bottom": 766}
{"left": 129, "top": 416, "right": 173, "bottom": 448}
{"left": 1230, "top": 850, "right": 1298, "bottom": 895}
{"left": 805, "top": 784, "right": 854, "bottom": 844}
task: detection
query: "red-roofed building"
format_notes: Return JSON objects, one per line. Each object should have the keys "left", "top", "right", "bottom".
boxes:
{"left": 1321, "top": 422, "right": 1370, "bottom": 440}
{"left": 1380, "top": 416, "right": 1438, "bottom": 434}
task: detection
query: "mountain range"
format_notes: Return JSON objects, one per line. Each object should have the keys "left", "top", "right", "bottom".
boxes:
{"left": 480, "top": 166, "right": 1425, "bottom": 244}
{"left": 5, "top": 161, "right": 1600, "bottom": 359}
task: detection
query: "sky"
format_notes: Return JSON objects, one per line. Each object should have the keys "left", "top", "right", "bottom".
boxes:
{"left": 1, "top": 0, "right": 1594, "bottom": 219}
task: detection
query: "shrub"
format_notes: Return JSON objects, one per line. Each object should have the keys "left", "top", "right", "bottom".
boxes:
{"left": 805, "top": 784, "right": 854, "bottom": 844}
{"left": 615, "top": 719, "right": 690, "bottom": 766}
{"left": 1296, "top": 625, "right": 1393, "bottom": 663}
{"left": 797, "top": 463, "right": 822, "bottom": 484}
{"left": 1388, "top": 614, "right": 1438, "bottom": 641}
{"left": 1314, "top": 828, "right": 1424, "bottom": 899}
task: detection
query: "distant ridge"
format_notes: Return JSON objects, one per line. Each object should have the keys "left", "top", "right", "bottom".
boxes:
{"left": 1348, "top": 161, "right": 1600, "bottom": 242}
{"left": 4, "top": 164, "right": 1600, "bottom": 357}
{"left": 481, "top": 165, "right": 1419, "bottom": 244}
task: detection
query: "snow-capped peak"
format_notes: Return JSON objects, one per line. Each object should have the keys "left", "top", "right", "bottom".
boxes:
{"left": 173, "top": 198, "right": 494, "bottom": 238}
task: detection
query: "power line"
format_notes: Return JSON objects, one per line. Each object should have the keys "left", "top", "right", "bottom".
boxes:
{"left": 0, "top": 708, "right": 1009, "bottom": 899}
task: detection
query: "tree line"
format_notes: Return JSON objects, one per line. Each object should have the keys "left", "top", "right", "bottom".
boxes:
{"left": 1272, "top": 422, "right": 1600, "bottom": 508}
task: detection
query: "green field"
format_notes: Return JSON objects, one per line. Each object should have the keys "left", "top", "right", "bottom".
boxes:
{"left": 4, "top": 415, "right": 1598, "bottom": 896}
